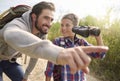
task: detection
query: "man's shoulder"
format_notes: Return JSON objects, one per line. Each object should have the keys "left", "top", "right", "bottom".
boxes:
{"left": 4, "top": 16, "right": 31, "bottom": 32}
{"left": 6, "top": 10, "right": 31, "bottom": 28}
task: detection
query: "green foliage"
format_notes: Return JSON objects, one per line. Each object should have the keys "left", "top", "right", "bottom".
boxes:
{"left": 97, "top": 24, "right": 120, "bottom": 81}
{"left": 88, "top": 17, "right": 120, "bottom": 81}
{"left": 79, "top": 15, "right": 108, "bottom": 29}
{"left": 79, "top": 15, "right": 99, "bottom": 26}
{"left": 48, "top": 22, "right": 61, "bottom": 41}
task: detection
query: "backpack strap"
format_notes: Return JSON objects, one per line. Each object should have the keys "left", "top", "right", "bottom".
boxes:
{"left": 0, "top": 5, "right": 31, "bottom": 29}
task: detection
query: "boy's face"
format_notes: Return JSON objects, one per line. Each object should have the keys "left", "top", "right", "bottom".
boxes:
{"left": 61, "top": 19, "right": 75, "bottom": 37}
{"left": 34, "top": 9, "right": 54, "bottom": 34}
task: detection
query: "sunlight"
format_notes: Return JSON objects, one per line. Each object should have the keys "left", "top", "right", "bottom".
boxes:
{"left": 0, "top": 0, "right": 119, "bottom": 21}
{"left": 52, "top": 0, "right": 117, "bottom": 21}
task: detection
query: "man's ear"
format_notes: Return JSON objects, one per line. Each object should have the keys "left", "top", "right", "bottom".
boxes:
{"left": 31, "top": 13, "right": 37, "bottom": 21}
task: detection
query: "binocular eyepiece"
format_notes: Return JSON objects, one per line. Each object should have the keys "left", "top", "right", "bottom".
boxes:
{"left": 72, "top": 26, "right": 101, "bottom": 37}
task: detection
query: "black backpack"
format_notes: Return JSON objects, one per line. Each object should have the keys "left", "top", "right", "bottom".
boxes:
{"left": 0, "top": 5, "right": 31, "bottom": 29}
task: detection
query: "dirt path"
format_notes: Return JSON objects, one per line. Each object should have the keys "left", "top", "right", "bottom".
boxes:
{"left": 4, "top": 55, "right": 100, "bottom": 81}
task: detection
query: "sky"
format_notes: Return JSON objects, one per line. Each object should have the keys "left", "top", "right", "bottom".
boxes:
{"left": 0, "top": 0, "right": 120, "bottom": 21}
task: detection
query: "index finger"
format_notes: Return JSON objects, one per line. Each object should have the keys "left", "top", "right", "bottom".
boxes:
{"left": 80, "top": 46, "right": 109, "bottom": 53}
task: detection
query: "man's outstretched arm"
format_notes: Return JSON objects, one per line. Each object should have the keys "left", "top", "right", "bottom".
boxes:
{"left": 57, "top": 46, "right": 109, "bottom": 74}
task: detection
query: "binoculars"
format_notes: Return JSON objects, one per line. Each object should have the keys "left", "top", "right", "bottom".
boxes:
{"left": 72, "top": 26, "right": 101, "bottom": 37}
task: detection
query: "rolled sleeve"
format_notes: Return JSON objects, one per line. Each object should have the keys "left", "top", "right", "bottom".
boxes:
{"left": 88, "top": 52, "right": 106, "bottom": 59}
{"left": 81, "top": 39, "right": 106, "bottom": 59}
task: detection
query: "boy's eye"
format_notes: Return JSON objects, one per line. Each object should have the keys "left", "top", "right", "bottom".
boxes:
{"left": 61, "top": 24, "right": 63, "bottom": 27}
{"left": 66, "top": 24, "right": 70, "bottom": 27}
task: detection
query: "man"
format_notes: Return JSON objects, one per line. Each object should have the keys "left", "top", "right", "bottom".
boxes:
{"left": 0, "top": 1, "right": 108, "bottom": 81}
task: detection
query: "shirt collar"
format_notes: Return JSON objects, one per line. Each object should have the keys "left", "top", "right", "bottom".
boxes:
{"left": 64, "top": 36, "right": 79, "bottom": 43}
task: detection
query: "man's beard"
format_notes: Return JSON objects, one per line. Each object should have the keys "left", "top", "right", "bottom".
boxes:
{"left": 35, "top": 20, "right": 48, "bottom": 34}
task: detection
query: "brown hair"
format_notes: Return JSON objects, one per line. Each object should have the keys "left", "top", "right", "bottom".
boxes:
{"left": 31, "top": 1, "right": 55, "bottom": 16}
{"left": 62, "top": 13, "right": 79, "bottom": 26}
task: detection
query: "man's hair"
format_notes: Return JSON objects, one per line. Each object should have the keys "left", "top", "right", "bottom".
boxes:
{"left": 62, "top": 13, "right": 79, "bottom": 26}
{"left": 31, "top": 1, "right": 55, "bottom": 16}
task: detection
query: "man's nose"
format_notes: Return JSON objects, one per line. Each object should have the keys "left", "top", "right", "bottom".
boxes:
{"left": 47, "top": 22, "right": 52, "bottom": 28}
{"left": 47, "top": 18, "right": 53, "bottom": 28}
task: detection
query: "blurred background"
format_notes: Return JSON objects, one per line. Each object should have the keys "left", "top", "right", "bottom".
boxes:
{"left": 0, "top": 0, "right": 120, "bottom": 81}
{"left": 0, "top": 0, "right": 120, "bottom": 22}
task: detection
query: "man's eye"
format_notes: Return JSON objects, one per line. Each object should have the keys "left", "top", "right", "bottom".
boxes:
{"left": 44, "top": 16, "right": 53, "bottom": 22}
{"left": 51, "top": 18, "right": 54, "bottom": 22}
{"left": 44, "top": 16, "right": 49, "bottom": 19}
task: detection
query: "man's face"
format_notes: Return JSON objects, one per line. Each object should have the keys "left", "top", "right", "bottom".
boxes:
{"left": 34, "top": 9, "right": 54, "bottom": 34}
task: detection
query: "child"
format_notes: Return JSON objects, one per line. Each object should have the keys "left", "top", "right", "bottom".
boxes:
{"left": 45, "top": 13, "right": 105, "bottom": 81}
